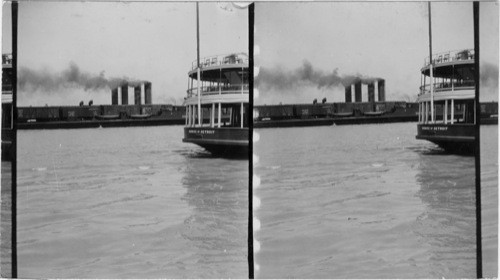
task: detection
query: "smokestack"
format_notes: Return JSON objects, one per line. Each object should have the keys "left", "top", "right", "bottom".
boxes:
{"left": 121, "top": 84, "right": 128, "bottom": 105}
{"left": 368, "top": 83, "right": 375, "bottom": 102}
{"left": 134, "top": 86, "right": 141, "bottom": 105}
{"left": 112, "top": 88, "right": 118, "bottom": 105}
{"left": 354, "top": 82, "right": 362, "bottom": 102}
{"left": 378, "top": 79, "right": 385, "bottom": 102}
{"left": 144, "top": 82, "right": 152, "bottom": 104}
{"left": 345, "top": 85, "right": 352, "bottom": 103}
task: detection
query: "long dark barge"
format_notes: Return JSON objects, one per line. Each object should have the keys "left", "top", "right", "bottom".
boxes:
{"left": 254, "top": 101, "right": 419, "bottom": 128}
{"left": 17, "top": 118, "right": 185, "bottom": 129}
{"left": 16, "top": 104, "right": 189, "bottom": 130}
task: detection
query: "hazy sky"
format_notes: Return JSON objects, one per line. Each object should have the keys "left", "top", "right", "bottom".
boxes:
{"left": 2, "top": 2, "right": 498, "bottom": 106}
{"left": 255, "top": 2, "right": 498, "bottom": 104}
{"left": 2, "top": 2, "right": 248, "bottom": 106}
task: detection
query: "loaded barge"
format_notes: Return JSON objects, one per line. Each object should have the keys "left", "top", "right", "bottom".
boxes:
{"left": 254, "top": 101, "right": 420, "bottom": 128}
{"left": 16, "top": 104, "right": 189, "bottom": 129}
{"left": 255, "top": 79, "right": 421, "bottom": 128}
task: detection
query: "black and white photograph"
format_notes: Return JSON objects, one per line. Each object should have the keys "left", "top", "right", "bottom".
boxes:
{"left": 0, "top": 0, "right": 498, "bottom": 279}
{"left": 253, "top": 1, "right": 497, "bottom": 278}
{"left": 2, "top": 1, "right": 250, "bottom": 278}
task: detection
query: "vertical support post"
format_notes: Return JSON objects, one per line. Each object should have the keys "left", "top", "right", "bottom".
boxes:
{"left": 196, "top": 2, "right": 201, "bottom": 127}
{"left": 241, "top": 102, "right": 244, "bottom": 128}
{"left": 463, "top": 104, "right": 466, "bottom": 121}
{"left": 425, "top": 102, "right": 429, "bottom": 123}
{"left": 211, "top": 103, "right": 215, "bottom": 127}
{"left": 218, "top": 102, "right": 222, "bottom": 128}
{"left": 197, "top": 71, "right": 201, "bottom": 127}
{"left": 428, "top": 2, "right": 435, "bottom": 123}
{"left": 191, "top": 105, "right": 194, "bottom": 126}
{"left": 430, "top": 66, "right": 434, "bottom": 123}
{"left": 421, "top": 103, "right": 424, "bottom": 123}
{"left": 192, "top": 105, "right": 195, "bottom": 126}
{"left": 451, "top": 99, "right": 454, "bottom": 124}
{"left": 444, "top": 100, "right": 448, "bottom": 124}
{"left": 422, "top": 103, "right": 425, "bottom": 123}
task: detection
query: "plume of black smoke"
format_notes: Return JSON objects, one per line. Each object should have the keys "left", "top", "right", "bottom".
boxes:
{"left": 255, "top": 60, "right": 383, "bottom": 90}
{"left": 18, "top": 62, "right": 148, "bottom": 93}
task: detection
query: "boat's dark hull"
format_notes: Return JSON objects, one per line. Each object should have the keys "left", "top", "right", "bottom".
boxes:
{"left": 416, "top": 123, "right": 475, "bottom": 154}
{"left": 183, "top": 127, "right": 249, "bottom": 156}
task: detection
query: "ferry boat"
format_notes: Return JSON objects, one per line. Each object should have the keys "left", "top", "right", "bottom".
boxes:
{"left": 2, "top": 53, "right": 14, "bottom": 161}
{"left": 183, "top": 53, "right": 249, "bottom": 155}
{"left": 416, "top": 49, "right": 476, "bottom": 153}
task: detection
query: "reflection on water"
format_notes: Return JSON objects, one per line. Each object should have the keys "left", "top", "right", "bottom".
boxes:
{"left": 15, "top": 126, "right": 248, "bottom": 278}
{"left": 179, "top": 153, "right": 248, "bottom": 278}
{"left": 414, "top": 152, "right": 475, "bottom": 278}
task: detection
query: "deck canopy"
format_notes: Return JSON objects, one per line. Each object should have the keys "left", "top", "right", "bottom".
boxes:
{"left": 188, "top": 66, "right": 248, "bottom": 83}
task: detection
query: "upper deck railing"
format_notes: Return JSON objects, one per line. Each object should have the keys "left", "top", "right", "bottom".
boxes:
{"left": 191, "top": 53, "right": 249, "bottom": 70}
{"left": 186, "top": 84, "right": 249, "bottom": 98}
{"left": 419, "top": 81, "right": 475, "bottom": 96}
{"left": 424, "top": 49, "right": 474, "bottom": 67}
{"left": 2, "top": 54, "right": 12, "bottom": 66}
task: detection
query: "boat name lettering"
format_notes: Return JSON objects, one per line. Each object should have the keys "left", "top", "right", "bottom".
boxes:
{"left": 189, "top": 129, "right": 215, "bottom": 134}
{"left": 421, "top": 126, "right": 448, "bottom": 131}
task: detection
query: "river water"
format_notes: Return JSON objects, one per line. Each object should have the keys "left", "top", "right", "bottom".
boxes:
{"left": 6, "top": 123, "right": 498, "bottom": 278}
{"left": 16, "top": 125, "right": 248, "bottom": 278}
{"left": 254, "top": 122, "right": 497, "bottom": 278}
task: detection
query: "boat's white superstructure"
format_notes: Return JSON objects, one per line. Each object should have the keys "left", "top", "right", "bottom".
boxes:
{"left": 416, "top": 49, "right": 476, "bottom": 153}
{"left": 183, "top": 53, "right": 249, "bottom": 155}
